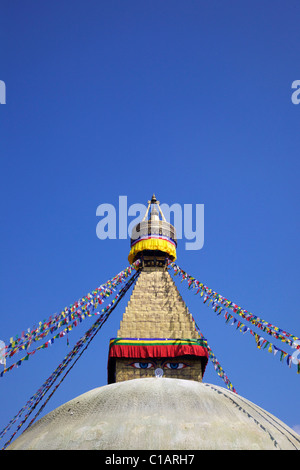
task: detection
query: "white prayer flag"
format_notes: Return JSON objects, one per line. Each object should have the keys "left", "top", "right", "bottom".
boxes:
{"left": 0, "top": 340, "right": 6, "bottom": 366}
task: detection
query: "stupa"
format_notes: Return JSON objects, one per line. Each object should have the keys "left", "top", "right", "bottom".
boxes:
{"left": 7, "top": 195, "right": 300, "bottom": 450}
{"left": 107, "top": 194, "right": 208, "bottom": 385}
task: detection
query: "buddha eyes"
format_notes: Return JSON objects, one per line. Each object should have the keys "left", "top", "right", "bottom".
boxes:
{"left": 129, "top": 362, "right": 189, "bottom": 370}
{"left": 131, "top": 362, "right": 154, "bottom": 369}
{"left": 164, "top": 362, "right": 187, "bottom": 370}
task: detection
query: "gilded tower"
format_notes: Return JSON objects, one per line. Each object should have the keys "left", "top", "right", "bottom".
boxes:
{"left": 107, "top": 195, "right": 208, "bottom": 383}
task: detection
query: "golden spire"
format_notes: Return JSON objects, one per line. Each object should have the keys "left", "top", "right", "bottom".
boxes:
{"left": 128, "top": 195, "right": 177, "bottom": 265}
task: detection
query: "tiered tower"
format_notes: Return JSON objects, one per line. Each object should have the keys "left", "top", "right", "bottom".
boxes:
{"left": 107, "top": 195, "right": 208, "bottom": 384}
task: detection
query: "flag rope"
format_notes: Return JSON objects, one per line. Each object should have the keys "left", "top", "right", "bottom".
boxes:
{"left": 0, "top": 269, "right": 140, "bottom": 450}
{"left": 168, "top": 262, "right": 300, "bottom": 374}
{"left": 191, "top": 315, "right": 238, "bottom": 394}
{"left": 1, "top": 262, "right": 140, "bottom": 373}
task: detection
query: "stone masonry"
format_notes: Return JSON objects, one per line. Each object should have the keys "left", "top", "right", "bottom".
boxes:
{"left": 117, "top": 266, "right": 199, "bottom": 339}
{"left": 114, "top": 266, "right": 205, "bottom": 382}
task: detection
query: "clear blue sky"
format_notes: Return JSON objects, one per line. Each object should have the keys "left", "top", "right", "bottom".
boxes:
{"left": 0, "top": 1, "right": 299, "bottom": 445}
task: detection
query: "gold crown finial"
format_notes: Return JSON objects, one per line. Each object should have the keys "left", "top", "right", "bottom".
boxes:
{"left": 128, "top": 195, "right": 177, "bottom": 265}
{"left": 148, "top": 194, "right": 159, "bottom": 205}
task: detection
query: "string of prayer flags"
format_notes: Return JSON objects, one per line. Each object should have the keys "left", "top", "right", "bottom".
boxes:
{"left": 3, "top": 262, "right": 139, "bottom": 363}
{"left": 169, "top": 262, "right": 300, "bottom": 346}
{"left": 191, "top": 316, "right": 237, "bottom": 394}
{"left": 0, "top": 270, "right": 140, "bottom": 449}
{"left": 168, "top": 262, "right": 300, "bottom": 374}
{"left": 0, "top": 274, "right": 138, "bottom": 379}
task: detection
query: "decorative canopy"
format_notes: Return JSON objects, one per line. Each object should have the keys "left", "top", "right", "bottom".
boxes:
{"left": 107, "top": 337, "right": 209, "bottom": 383}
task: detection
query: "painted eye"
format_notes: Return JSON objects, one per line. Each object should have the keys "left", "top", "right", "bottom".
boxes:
{"left": 130, "top": 362, "right": 154, "bottom": 369}
{"left": 164, "top": 362, "right": 188, "bottom": 370}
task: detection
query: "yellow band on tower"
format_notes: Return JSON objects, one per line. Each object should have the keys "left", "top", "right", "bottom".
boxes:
{"left": 128, "top": 237, "right": 177, "bottom": 264}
